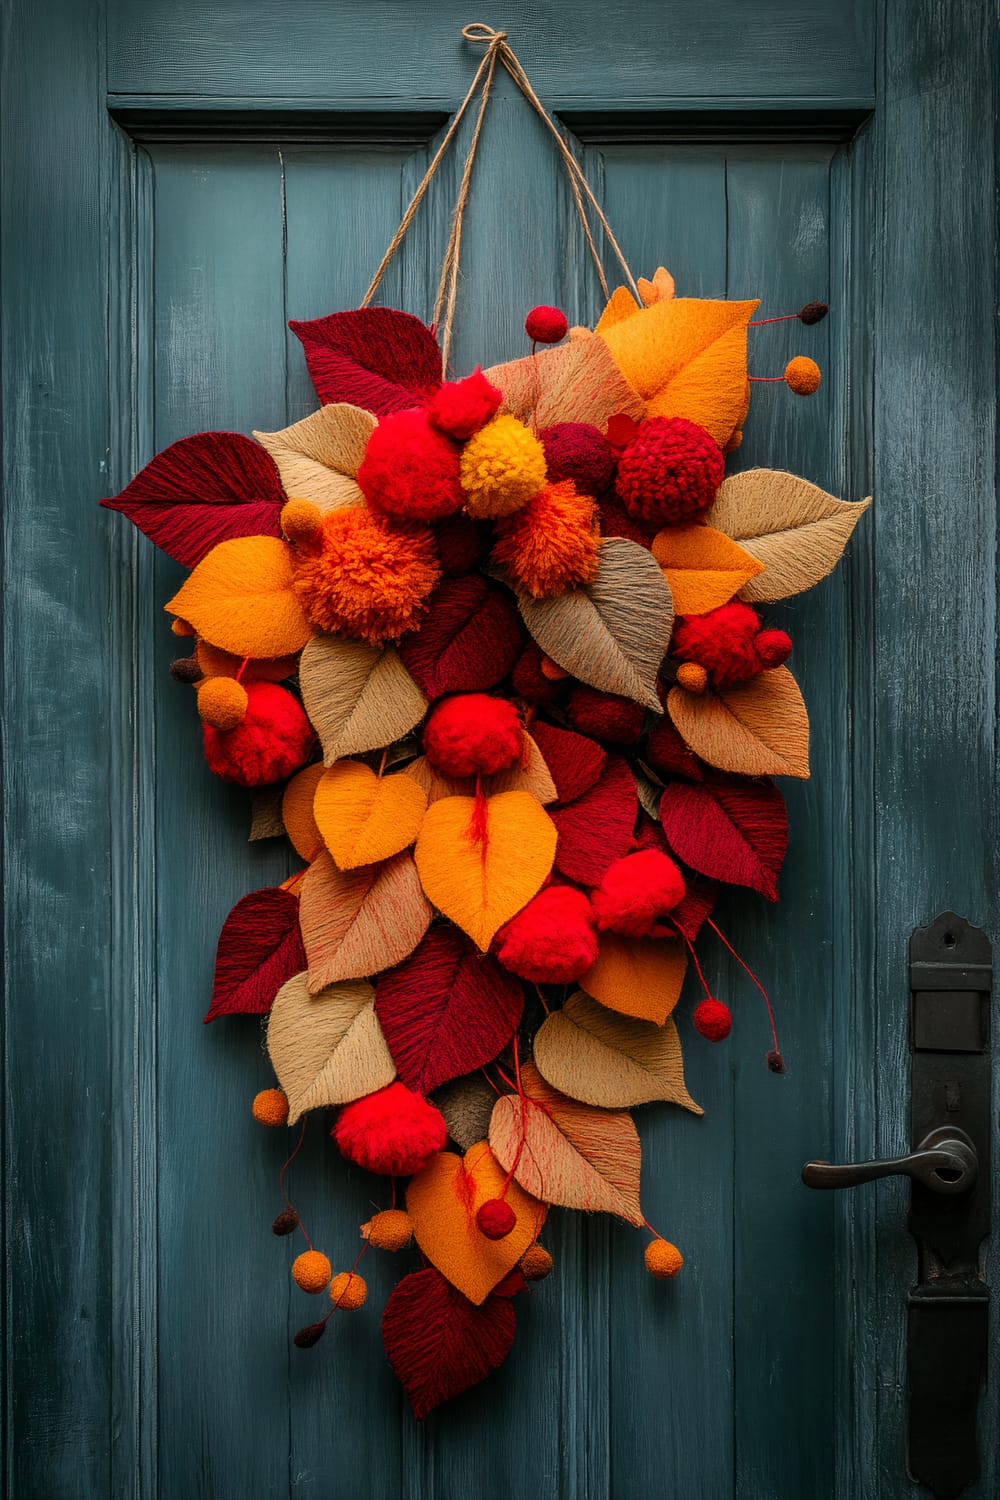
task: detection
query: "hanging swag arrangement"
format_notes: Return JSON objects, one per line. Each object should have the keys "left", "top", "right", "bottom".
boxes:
{"left": 103, "top": 26, "right": 870, "bottom": 1418}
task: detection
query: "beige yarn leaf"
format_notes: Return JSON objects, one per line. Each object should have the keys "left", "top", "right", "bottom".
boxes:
{"left": 266, "top": 971, "right": 394, "bottom": 1123}
{"left": 300, "top": 850, "right": 432, "bottom": 992}
{"left": 518, "top": 538, "right": 674, "bottom": 712}
{"left": 485, "top": 336, "right": 644, "bottom": 431}
{"left": 299, "top": 634, "right": 428, "bottom": 766}
{"left": 533, "top": 992, "right": 702, "bottom": 1112}
{"left": 667, "top": 665, "right": 810, "bottom": 779}
{"left": 706, "top": 469, "right": 872, "bottom": 602}
{"left": 253, "top": 403, "right": 375, "bottom": 513}
{"left": 403, "top": 734, "right": 557, "bottom": 806}
{"left": 431, "top": 1074, "right": 498, "bottom": 1152}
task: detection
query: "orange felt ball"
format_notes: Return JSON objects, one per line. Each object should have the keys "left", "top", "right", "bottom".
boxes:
{"left": 292, "top": 1250, "right": 332, "bottom": 1294}
{"left": 329, "top": 1271, "right": 367, "bottom": 1310}
{"left": 361, "top": 1209, "right": 413, "bottom": 1251}
{"left": 197, "top": 675, "right": 249, "bottom": 729}
{"left": 784, "top": 356, "right": 822, "bottom": 396}
{"left": 251, "top": 1088, "right": 289, "bottom": 1127}
{"left": 675, "top": 662, "right": 708, "bottom": 693}
{"left": 171, "top": 617, "right": 196, "bottom": 637}
{"left": 281, "top": 497, "right": 324, "bottom": 543}
{"left": 645, "top": 1238, "right": 684, "bottom": 1278}
{"left": 520, "top": 1244, "right": 553, "bottom": 1281}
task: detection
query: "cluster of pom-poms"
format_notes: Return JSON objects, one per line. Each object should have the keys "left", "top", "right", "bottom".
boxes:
{"left": 203, "top": 682, "right": 313, "bottom": 786}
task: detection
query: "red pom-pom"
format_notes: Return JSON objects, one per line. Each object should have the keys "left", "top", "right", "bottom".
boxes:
{"left": 567, "top": 684, "right": 645, "bottom": 745}
{"left": 525, "top": 306, "right": 569, "bottom": 344}
{"left": 476, "top": 1198, "right": 516, "bottom": 1240}
{"left": 202, "top": 682, "right": 313, "bottom": 787}
{"left": 755, "top": 628, "right": 793, "bottom": 670}
{"left": 495, "top": 885, "right": 598, "bottom": 984}
{"left": 427, "top": 367, "right": 503, "bottom": 440}
{"left": 423, "top": 693, "right": 523, "bottom": 778}
{"left": 357, "top": 408, "right": 463, "bottom": 521}
{"left": 616, "top": 417, "right": 724, "bottom": 526}
{"left": 432, "top": 513, "right": 491, "bottom": 575}
{"left": 540, "top": 422, "right": 615, "bottom": 493}
{"left": 673, "top": 601, "right": 781, "bottom": 690}
{"left": 693, "top": 998, "right": 732, "bottom": 1041}
{"left": 511, "top": 642, "right": 567, "bottom": 705}
{"left": 333, "top": 1082, "right": 446, "bottom": 1175}
{"left": 590, "top": 849, "right": 686, "bottom": 938}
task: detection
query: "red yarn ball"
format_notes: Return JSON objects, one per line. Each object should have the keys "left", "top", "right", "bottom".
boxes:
{"left": 427, "top": 367, "right": 503, "bottom": 440}
{"left": 495, "top": 885, "right": 598, "bottom": 984}
{"left": 616, "top": 416, "right": 724, "bottom": 526}
{"left": 476, "top": 1198, "right": 517, "bottom": 1239}
{"left": 755, "top": 628, "right": 793, "bottom": 670}
{"left": 432, "top": 513, "right": 491, "bottom": 575}
{"left": 423, "top": 693, "right": 523, "bottom": 778}
{"left": 525, "top": 305, "right": 569, "bottom": 344}
{"left": 333, "top": 1082, "right": 446, "bottom": 1176}
{"left": 590, "top": 850, "right": 686, "bottom": 938}
{"left": 567, "top": 685, "right": 645, "bottom": 745}
{"left": 693, "top": 998, "right": 732, "bottom": 1041}
{"left": 512, "top": 642, "right": 567, "bottom": 705}
{"left": 540, "top": 422, "right": 615, "bottom": 494}
{"left": 357, "top": 408, "right": 463, "bottom": 521}
{"left": 673, "top": 600, "right": 775, "bottom": 690}
{"left": 202, "top": 682, "right": 313, "bottom": 787}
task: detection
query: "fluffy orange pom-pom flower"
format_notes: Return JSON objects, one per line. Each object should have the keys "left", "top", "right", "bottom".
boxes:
{"left": 492, "top": 479, "right": 600, "bottom": 598}
{"left": 292, "top": 506, "right": 440, "bottom": 645}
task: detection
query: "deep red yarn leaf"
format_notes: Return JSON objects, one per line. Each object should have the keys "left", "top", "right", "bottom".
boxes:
{"left": 398, "top": 575, "right": 525, "bottom": 699}
{"left": 375, "top": 927, "right": 523, "bottom": 1094}
{"left": 288, "top": 307, "right": 442, "bottom": 415}
{"left": 633, "top": 817, "right": 718, "bottom": 939}
{"left": 205, "top": 887, "right": 306, "bottom": 1022}
{"left": 100, "top": 432, "right": 286, "bottom": 567}
{"left": 550, "top": 754, "right": 638, "bottom": 887}
{"left": 659, "top": 777, "right": 788, "bottom": 902}
{"left": 529, "top": 719, "right": 607, "bottom": 804}
{"left": 382, "top": 1267, "right": 517, "bottom": 1420}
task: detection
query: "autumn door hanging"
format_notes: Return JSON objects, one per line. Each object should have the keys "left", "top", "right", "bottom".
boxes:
{"left": 103, "top": 25, "right": 869, "bottom": 1418}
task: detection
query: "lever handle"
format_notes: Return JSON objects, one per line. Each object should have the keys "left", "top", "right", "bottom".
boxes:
{"left": 802, "top": 1127, "right": 978, "bottom": 1196}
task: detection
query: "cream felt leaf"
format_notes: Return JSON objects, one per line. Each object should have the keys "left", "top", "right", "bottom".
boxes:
{"left": 518, "top": 538, "right": 674, "bottom": 712}
{"left": 164, "top": 535, "right": 312, "bottom": 658}
{"left": 299, "top": 850, "right": 432, "bottom": 991}
{"left": 266, "top": 971, "right": 394, "bottom": 1123}
{"left": 667, "top": 665, "right": 810, "bottom": 779}
{"left": 403, "top": 734, "right": 557, "bottom": 807}
{"left": 579, "top": 934, "right": 687, "bottom": 1025}
{"left": 299, "top": 634, "right": 428, "bottom": 767}
{"left": 650, "top": 523, "right": 765, "bottom": 615}
{"left": 253, "top": 404, "right": 375, "bottom": 513}
{"left": 313, "top": 761, "right": 428, "bottom": 870}
{"left": 706, "top": 470, "right": 872, "bottom": 602}
{"left": 414, "top": 791, "right": 557, "bottom": 950}
{"left": 485, "top": 335, "right": 644, "bottom": 430}
{"left": 489, "top": 1061, "right": 644, "bottom": 1225}
{"left": 533, "top": 991, "right": 702, "bottom": 1112}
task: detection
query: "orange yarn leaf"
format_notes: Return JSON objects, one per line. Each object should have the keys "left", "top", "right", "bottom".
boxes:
{"left": 533, "top": 991, "right": 702, "bottom": 1112}
{"left": 406, "top": 1143, "right": 547, "bottom": 1305}
{"left": 579, "top": 933, "right": 687, "bottom": 1025}
{"left": 485, "top": 335, "right": 644, "bottom": 431}
{"left": 165, "top": 535, "right": 312, "bottom": 658}
{"left": 404, "top": 734, "right": 557, "bottom": 807}
{"left": 281, "top": 763, "right": 326, "bottom": 862}
{"left": 636, "top": 266, "right": 676, "bottom": 307}
{"left": 253, "top": 403, "right": 375, "bottom": 513}
{"left": 266, "top": 972, "right": 395, "bottom": 1123}
{"left": 650, "top": 523, "right": 765, "bottom": 616}
{"left": 299, "top": 635, "right": 428, "bottom": 767}
{"left": 667, "top": 664, "right": 810, "bottom": 779}
{"left": 414, "top": 790, "right": 557, "bottom": 951}
{"left": 300, "top": 849, "right": 432, "bottom": 991}
{"left": 313, "top": 760, "right": 428, "bottom": 870}
{"left": 594, "top": 285, "right": 642, "bottom": 334}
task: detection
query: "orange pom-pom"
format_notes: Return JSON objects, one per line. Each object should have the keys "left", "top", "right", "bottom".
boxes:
{"left": 675, "top": 662, "right": 708, "bottom": 693}
{"left": 520, "top": 1244, "right": 553, "bottom": 1280}
{"left": 251, "top": 1088, "right": 289, "bottom": 1127}
{"left": 492, "top": 479, "right": 600, "bottom": 598}
{"left": 361, "top": 1208, "right": 413, "bottom": 1251}
{"left": 292, "top": 506, "right": 440, "bottom": 645}
{"left": 281, "top": 497, "right": 324, "bottom": 543}
{"left": 329, "top": 1271, "right": 367, "bottom": 1310}
{"left": 784, "top": 356, "right": 821, "bottom": 396}
{"left": 197, "top": 675, "right": 249, "bottom": 729}
{"left": 292, "top": 1250, "right": 332, "bottom": 1294}
{"left": 645, "top": 1238, "right": 684, "bottom": 1278}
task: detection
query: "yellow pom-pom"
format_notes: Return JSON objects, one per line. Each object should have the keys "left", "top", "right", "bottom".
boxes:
{"left": 361, "top": 1209, "right": 413, "bottom": 1251}
{"left": 251, "top": 1088, "right": 289, "bottom": 1127}
{"left": 171, "top": 617, "right": 196, "bottom": 637}
{"left": 281, "top": 497, "right": 324, "bottom": 544}
{"left": 676, "top": 662, "right": 708, "bottom": 694}
{"left": 197, "top": 675, "right": 249, "bottom": 729}
{"left": 329, "top": 1271, "right": 367, "bottom": 1310}
{"left": 784, "top": 356, "right": 822, "bottom": 396}
{"left": 460, "top": 415, "right": 547, "bottom": 518}
{"left": 292, "top": 1250, "right": 332, "bottom": 1294}
{"left": 520, "top": 1244, "right": 553, "bottom": 1281}
{"left": 645, "top": 1238, "right": 684, "bottom": 1279}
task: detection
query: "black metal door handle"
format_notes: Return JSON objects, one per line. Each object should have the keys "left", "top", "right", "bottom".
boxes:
{"left": 801, "top": 1127, "right": 978, "bottom": 1196}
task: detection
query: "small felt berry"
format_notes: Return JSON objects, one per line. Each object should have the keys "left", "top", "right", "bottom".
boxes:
{"left": 357, "top": 407, "right": 463, "bottom": 521}
{"left": 616, "top": 416, "right": 724, "bottom": 526}
{"left": 567, "top": 685, "right": 645, "bottom": 745}
{"left": 644, "top": 1238, "right": 684, "bottom": 1279}
{"left": 281, "top": 497, "right": 324, "bottom": 544}
{"left": 460, "top": 415, "right": 548, "bottom": 518}
{"left": 427, "top": 367, "right": 503, "bottom": 440}
{"left": 272, "top": 1208, "right": 300, "bottom": 1237}
{"left": 423, "top": 693, "right": 523, "bottom": 779}
{"left": 169, "top": 656, "right": 203, "bottom": 685}
{"left": 292, "top": 1250, "right": 332, "bottom": 1294}
{"left": 525, "top": 305, "right": 568, "bottom": 344}
{"left": 202, "top": 681, "right": 314, "bottom": 787}
{"left": 477, "top": 1198, "right": 517, "bottom": 1240}
{"left": 495, "top": 885, "right": 598, "bottom": 984}
{"left": 675, "top": 662, "right": 708, "bottom": 694}
{"left": 784, "top": 356, "right": 822, "bottom": 395}
{"left": 673, "top": 601, "right": 777, "bottom": 690}
{"left": 252, "top": 1087, "right": 289, "bottom": 1127}
{"left": 361, "top": 1208, "right": 413, "bottom": 1252}
{"left": 591, "top": 850, "right": 686, "bottom": 938}
{"left": 329, "top": 1271, "right": 367, "bottom": 1310}
{"left": 197, "top": 675, "right": 249, "bottom": 730}
{"left": 755, "top": 628, "right": 793, "bottom": 670}
{"left": 540, "top": 422, "right": 615, "bottom": 493}
{"left": 520, "top": 1244, "right": 553, "bottom": 1281}
{"left": 333, "top": 1082, "right": 447, "bottom": 1176}
{"left": 293, "top": 1321, "right": 328, "bottom": 1349}
{"left": 693, "top": 998, "right": 732, "bottom": 1041}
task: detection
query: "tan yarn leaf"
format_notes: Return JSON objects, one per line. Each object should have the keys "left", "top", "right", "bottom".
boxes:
{"left": 266, "top": 971, "right": 394, "bottom": 1123}
{"left": 253, "top": 403, "right": 375, "bottom": 513}
{"left": 300, "top": 850, "right": 432, "bottom": 992}
{"left": 518, "top": 538, "right": 674, "bottom": 712}
{"left": 432, "top": 1075, "right": 499, "bottom": 1152}
{"left": 667, "top": 665, "right": 810, "bottom": 779}
{"left": 299, "top": 634, "right": 428, "bottom": 766}
{"left": 533, "top": 991, "right": 702, "bottom": 1112}
{"left": 403, "top": 734, "right": 557, "bottom": 806}
{"left": 249, "top": 784, "right": 285, "bottom": 842}
{"left": 489, "top": 1061, "right": 644, "bottom": 1225}
{"left": 706, "top": 469, "right": 872, "bottom": 602}
{"left": 485, "top": 336, "right": 644, "bottom": 431}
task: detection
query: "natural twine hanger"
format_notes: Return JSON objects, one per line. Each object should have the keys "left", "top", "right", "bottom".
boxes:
{"left": 361, "top": 22, "right": 639, "bottom": 372}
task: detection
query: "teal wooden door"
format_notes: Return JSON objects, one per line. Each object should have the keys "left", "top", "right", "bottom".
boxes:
{"left": 3, "top": 3, "right": 996, "bottom": 1497}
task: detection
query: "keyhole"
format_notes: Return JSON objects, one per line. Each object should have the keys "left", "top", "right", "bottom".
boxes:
{"left": 942, "top": 929, "right": 957, "bottom": 949}
{"left": 934, "top": 1166, "right": 962, "bottom": 1184}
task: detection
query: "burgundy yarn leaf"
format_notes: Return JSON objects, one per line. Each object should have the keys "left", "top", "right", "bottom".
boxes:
{"left": 205, "top": 887, "right": 306, "bottom": 1022}
{"left": 289, "top": 307, "right": 442, "bottom": 415}
{"left": 101, "top": 432, "right": 286, "bottom": 567}
{"left": 659, "top": 776, "right": 788, "bottom": 901}
{"left": 382, "top": 1267, "right": 517, "bottom": 1420}
{"left": 550, "top": 754, "right": 638, "bottom": 887}
{"left": 529, "top": 720, "right": 607, "bottom": 804}
{"left": 398, "top": 575, "right": 525, "bottom": 700}
{"left": 375, "top": 927, "right": 523, "bottom": 1094}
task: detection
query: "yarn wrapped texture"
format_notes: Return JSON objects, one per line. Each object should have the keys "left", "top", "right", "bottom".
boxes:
{"left": 616, "top": 416, "right": 724, "bottom": 526}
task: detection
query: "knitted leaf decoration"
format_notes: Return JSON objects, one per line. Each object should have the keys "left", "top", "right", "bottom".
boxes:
{"left": 529, "top": 720, "right": 607, "bottom": 804}
{"left": 518, "top": 538, "right": 674, "bottom": 712}
{"left": 205, "top": 887, "right": 306, "bottom": 1022}
{"left": 266, "top": 971, "right": 395, "bottom": 1122}
{"left": 651, "top": 523, "right": 765, "bottom": 615}
{"left": 312, "top": 761, "right": 428, "bottom": 869}
{"left": 485, "top": 334, "right": 644, "bottom": 430}
{"left": 706, "top": 470, "right": 872, "bottom": 602}
{"left": 281, "top": 764, "right": 325, "bottom": 861}
{"left": 299, "top": 635, "right": 428, "bottom": 767}
{"left": 533, "top": 991, "right": 702, "bottom": 1112}
{"left": 164, "top": 536, "right": 312, "bottom": 658}
{"left": 550, "top": 754, "right": 638, "bottom": 887}
{"left": 288, "top": 307, "right": 442, "bottom": 415}
{"left": 667, "top": 665, "right": 810, "bottom": 779}
{"left": 403, "top": 734, "right": 557, "bottom": 807}
{"left": 398, "top": 575, "right": 524, "bottom": 699}
{"left": 489, "top": 1062, "right": 644, "bottom": 1225}
{"left": 299, "top": 850, "right": 432, "bottom": 991}
{"left": 100, "top": 431, "right": 286, "bottom": 567}
{"left": 253, "top": 404, "right": 375, "bottom": 513}
{"left": 659, "top": 776, "right": 788, "bottom": 901}
{"left": 579, "top": 934, "right": 687, "bottom": 1026}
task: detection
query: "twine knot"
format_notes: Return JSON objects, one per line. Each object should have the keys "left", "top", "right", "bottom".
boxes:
{"left": 462, "top": 23, "right": 507, "bottom": 46}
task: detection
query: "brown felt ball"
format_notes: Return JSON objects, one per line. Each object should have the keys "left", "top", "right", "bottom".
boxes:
{"left": 645, "top": 1238, "right": 684, "bottom": 1278}
{"left": 252, "top": 1087, "right": 290, "bottom": 1127}
{"left": 293, "top": 1321, "right": 327, "bottom": 1349}
{"left": 520, "top": 1244, "right": 553, "bottom": 1281}
{"left": 362, "top": 1209, "right": 413, "bottom": 1251}
{"left": 784, "top": 356, "right": 821, "bottom": 395}
{"left": 292, "top": 1250, "right": 332, "bottom": 1294}
{"left": 169, "top": 656, "right": 203, "bottom": 684}
{"left": 329, "top": 1271, "right": 367, "bottom": 1310}
{"left": 271, "top": 1208, "right": 300, "bottom": 1236}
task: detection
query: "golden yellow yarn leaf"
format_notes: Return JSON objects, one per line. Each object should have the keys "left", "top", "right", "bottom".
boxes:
{"left": 281, "top": 763, "right": 325, "bottom": 861}
{"left": 667, "top": 664, "right": 810, "bottom": 779}
{"left": 637, "top": 266, "right": 676, "bottom": 307}
{"left": 533, "top": 991, "right": 702, "bottom": 1112}
{"left": 266, "top": 971, "right": 395, "bottom": 1123}
{"left": 300, "top": 849, "right": 432, "bottom": 991}
{"left": 650, "top": 523, "right": 765, "bottom": 615}
{"left": 594, "top": 285, "right": 642, "bottom": 333}
{"left": 164, "top": 536, "right": 312, "bottom": 658}
{"left": 489, "top": 1061, "right": 644, "bottom": 1225}
{"left": 706, "top": 469, "right": 873, "bottom": 602}
{"left": 485, "top": 335, "right": 645, "bottom": 431}
{"left": 518, "top": 537, "right": 674, "bottom": 712}
{"left": 253, "top": 403, "right": 375, "bottom": 513}
{"left": 403, "top": 734, "right": 557, "bottom": 806}
{"left": 313, "top": 760, "right": 428, "bottom": 870}
{"left": 579, "top": 934, "right": 687, "bottom": 1026}
{"left": 299, "top": 634, "right": 428, "bottom": 767}
{"left": 413, "top": 790, "right": 557, "bottom": 951}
